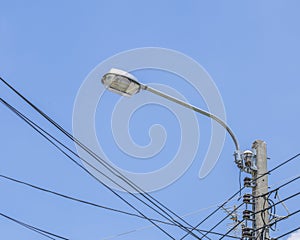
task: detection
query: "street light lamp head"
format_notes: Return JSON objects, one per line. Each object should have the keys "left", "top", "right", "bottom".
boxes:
{"left": 101, "top": 68, "right": 142, "bottom": 97}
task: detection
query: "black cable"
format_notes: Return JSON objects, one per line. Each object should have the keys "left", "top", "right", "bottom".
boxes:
{"left": 218, "top": 191, "right": 300, "bottom": 240}
{"left": 268, "top": 175, "right": 300, "bottom": 196}
{"left": 231, "top": 191, "right": 300, "bottom": 240}
{"left": 0, "top": 98, "right": 177, "bottom": 240}
{"left": 0, "top": 77, "right": 203, "bottom": 239}
{"left": 252, "top": 153, "right": 300, "bottom": 184}
{"left": 254, "top": 208, "right": 300, "bottom": 234}
{"left": 251, "top": 191, "right": 300, "bottom": 224}
{"left": 214, "top": 153, "right": 300, "bottom": 238}
{"left": 179, "top": 186, "right": 245, "bottom": 240}
{"left": 1, "top": 175, "right": 234, "bottom": 239}
{"left": 246, "top": 192, "right": 300, "bottom": 237}
{"left": 2, "top": 76, "right": 300, "bottom": 240}
{"left": 218, "top": 218, "right": 245, "bottom": 240}
{"left": 195, "top": 203, "right": 245, "bottom": 240}
{"left": 261, "top": 194, "right": 276, "bottom": 233}
{"left": 261, "top": 195, "right": 268, "bottom": 229}
{"left": 0, "top": 174, "right": 155, "bottom": 221}
{"left": 267, "top": 198, "right": 277, "bottom": 231}
{"left": 268, "top": 153, "right": 300, "bottom": 174}
{"left": 0, "top": 98, "right": 207, "bottom": 239}
{"left": 253, "top": 174, "right": 300, "bottom": 200}
{"left": 211, "top": 155, "right": 300, "bottom": 240}
{"left": 0, "top": 212, "right": 69, "bottom": 240}
{"left": 272, "top": 226, "right": 300, "bottom": 240}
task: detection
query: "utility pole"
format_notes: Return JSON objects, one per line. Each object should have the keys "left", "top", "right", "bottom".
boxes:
{"left": 252, "top": 140, "right": 269, "bottom": 239}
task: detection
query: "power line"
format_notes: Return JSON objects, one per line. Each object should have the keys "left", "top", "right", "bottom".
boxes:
{"left": 195, "top": 203, "right": 245, "bottom": 240}
{"left": 102, "top": 191, "right": 262, "bottom": 239}
{"left": 1, "top": 174, "right": 237, "bottom": 239}
{"left": 179, "top": 151, "right": 294, "bottom": 239}
{"left": 253, "top": 208, "right": 300, "bottom": 234}
{"left": 2, "top": 77, "right": 299, "bottom": 239}
{"left": 224, "top": 192, "right": 300, "bottom": 240}
{"left": 101, "top": 225, "right": 241, "bottom": 240}
{"left": 271, "top": 226, "right": 300, "bottom": 240}
{"left": 0, "top": 77, "right": 204, "bottom": 239}
{"left": 0, "top": 212, "right": 69, "bottom": 240}
{"left": 213, "top": 156, "right": 300, "bottom": 240}
{"left": 179, "top": 186, "right": 245, "bottom": 240}
{"left": 0, "top": 98, "right": 177, "bottom": 240}
{"left": 268, "top": 153, "right": 300, "bottom": 174}
{"left": 268, "top": 173, "right": 300, "bottom": 192}
{"left": 1, "top": 97, "right": 207, "bottom": 239}
{"left": 218, "top": 218, "right": 245, "bottom": 240}
{"left": 252, "top": 153, "right": 300, "bottom": 184}
{"left": 253, "top": 174, "right": 300, "bottom": 199}
{"left": 254, "top": 191, "right": 300, "bottom": 220}
{"left": 0, "top": 174, "right": 155, "bottom": 222}
{"left": 268, "top": 174, "right": 300, "bottom": 196}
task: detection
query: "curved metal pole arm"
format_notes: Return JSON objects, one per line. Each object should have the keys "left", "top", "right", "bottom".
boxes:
{"left": 142, "top": 85, "right": 240, "bottom": 151}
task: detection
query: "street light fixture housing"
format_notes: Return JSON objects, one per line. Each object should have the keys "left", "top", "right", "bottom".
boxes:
{"left": 101, "top": 68, "right": 142, "bottom": 97}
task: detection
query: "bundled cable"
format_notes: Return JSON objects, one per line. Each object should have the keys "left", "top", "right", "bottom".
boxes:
{"left": 0, "top": 212, "right": 69, "bottom": 240}
{"left": 0, "top": 77, "right": 205, "bottom": 239}
{"left": 0, "top": 98, "right": 179, "bottom": 239}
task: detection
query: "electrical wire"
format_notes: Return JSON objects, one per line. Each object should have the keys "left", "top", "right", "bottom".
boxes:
{"left": 195, "top": 203, "right": 245, "bottom": 240}
{"left": 182, "top": 152, "right": 300, "bottom": 239}
{"left": 0, "top": 212, "right": 69, "bottom": 240}
{"left": 0, "top": 98, "right": 177, "bottom": 240}
{"left": 0, "top": 174, "right": 238, "bottom": 240}
{"left": 101, "top": 225, "right": 241, "bottom": 240}
{"left": 268, "top": 174, "right": 300, "bottom": 193}
{"left": 179, "top": 185, "right": 245, "bottom": 240}
{"left": 268, "top": 153, "right": 300, "bottom": 174}
{"left": 253, "top": 208, "right": 300, "bottom": 234}
{"left": 254, "top": 191, "right": 300, "bottom": 220}
{"left": 235, "top": 190, "right": 300, "bottom": 239}
{"left": 268, "top": 175, "right": 300, "bottom": 196}
{"left": 239, "top": 190, "right": 300, "bottom": 239}
{"left": 0, "top": 76, "right": 204, "bottom": 239}
{"left": 1, "top": 97, "right": 208, "bottom": 239}
{"left": 218, "top": 218, "right": 245, "bottom": 240}
{"left": 214, "top": 157, "right": 300, "bottom": 240}
{"left": 252, "top": 153, "right": 300, "bottom": 184}
{"left": 0, "top": 174, "right": 160, "bottom": 222}
{"left": 2, "top": 77, "right": 299, "bottom": 239}
{"left": 253, "top": 174, "right": 300, "bottom": 199}
{"left": 267, "top": 198, "right": 277, "bottom": 231}
{"left": 272, "top": 226, "right": 300, "bottom": 240}
{"left": 102, "top": 192, "right": 255, "bottom": 239}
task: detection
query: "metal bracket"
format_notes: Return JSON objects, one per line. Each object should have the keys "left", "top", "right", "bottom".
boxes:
{"left": 234, "top": 150, "right": 243, "bottom": 169}
{"left": 235, "top": 149, "right": 258, "bottom": 173}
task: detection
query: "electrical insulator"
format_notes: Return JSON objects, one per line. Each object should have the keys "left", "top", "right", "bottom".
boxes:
{"left": 245, "top": 159, "right": 251, "bottom": 167}
{"left": 243, "top": 210, "right": 253, "bottom": 220}
{"left": 243, "top": 194, "right": 253, "bottom": 204}
{"left": 243, "top": 150, "right": 253, "bottom": 168}
{"left": 244, "top": 177, "right": 252, "bottom": 187}
{"left": 242, "top": 227, "right": 253, "bottom": 238}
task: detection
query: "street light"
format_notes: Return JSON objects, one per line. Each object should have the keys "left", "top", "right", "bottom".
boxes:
{"left": 101, "top": 68, "right": 142, "bottom": 97}
{"left": 101, "top": 68, "right": 270, "bottom": 239}
{"left": 102, "top": 68, "right": 241, "bottom": 160}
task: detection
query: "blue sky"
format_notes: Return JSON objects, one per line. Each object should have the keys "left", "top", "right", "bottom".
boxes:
{"left": 1, "top": 1, "right": 300, "bottom": 239}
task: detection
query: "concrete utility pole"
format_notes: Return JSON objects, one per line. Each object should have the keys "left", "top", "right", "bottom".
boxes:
{"left": 252, "top": 140, "right": 269, "bottom": 239}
